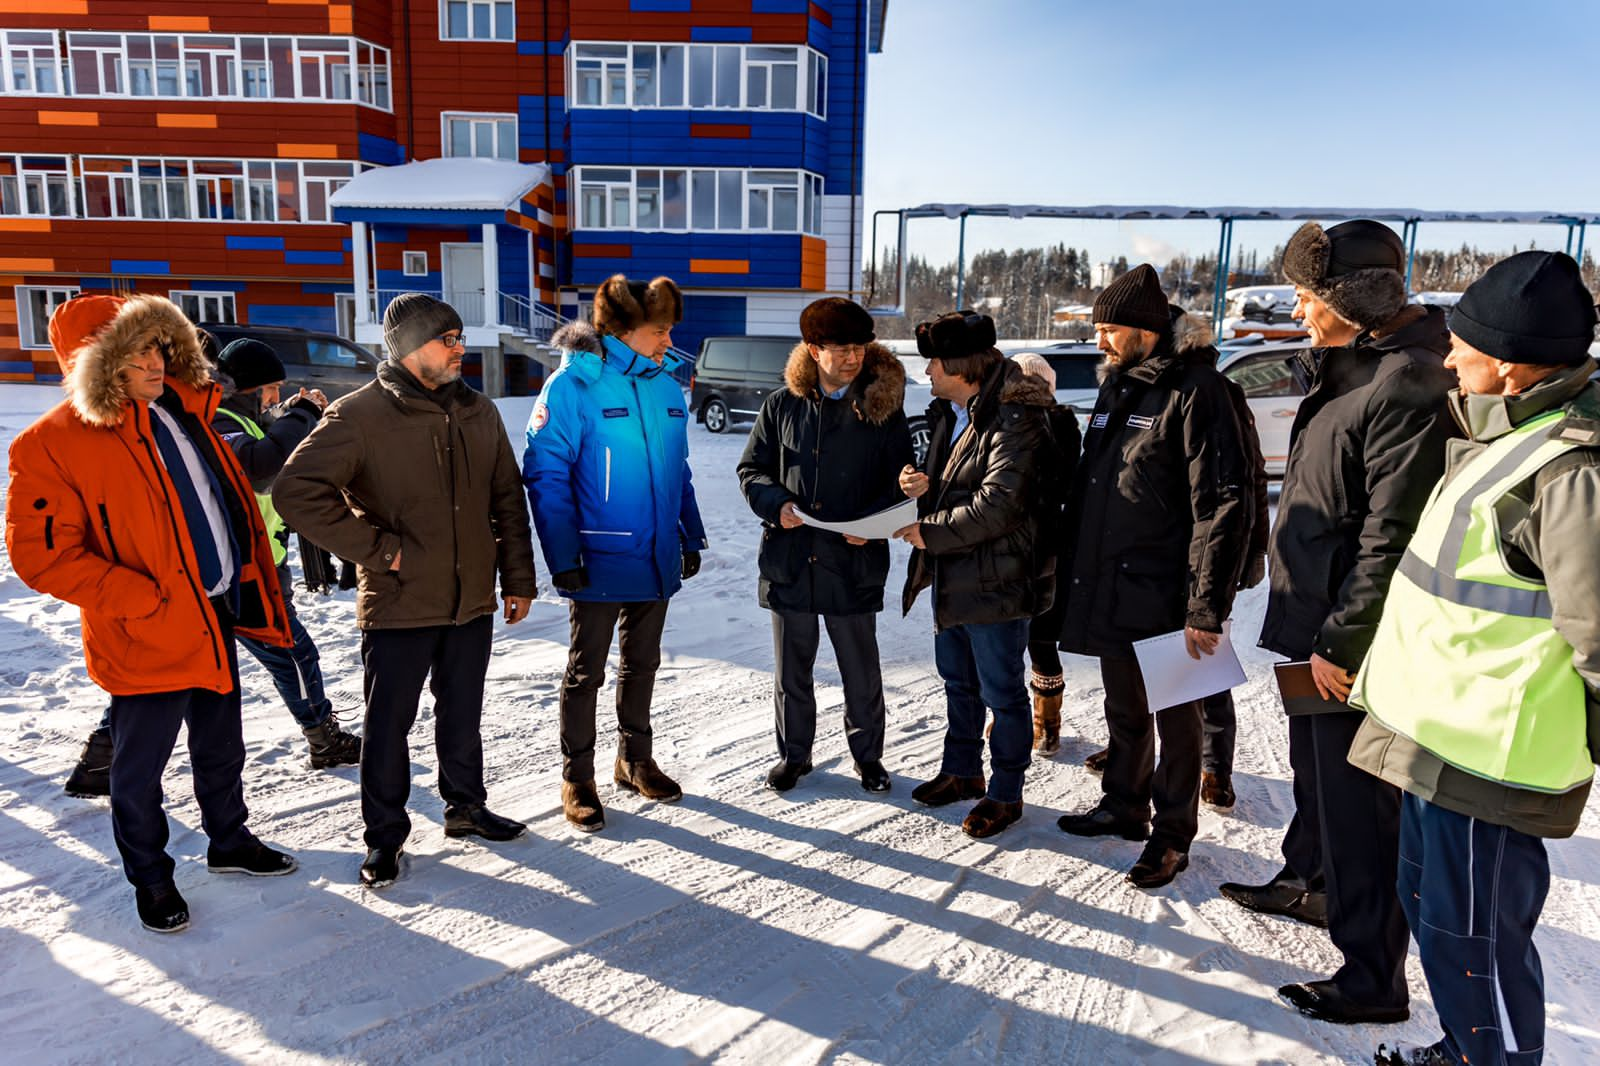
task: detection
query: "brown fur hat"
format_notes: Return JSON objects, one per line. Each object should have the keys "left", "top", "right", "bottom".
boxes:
{"left": 55, "top": 293, "right": 211, "bottom": 427}
{"left": 592, "top": 274, "right": 683, "bottom": 336}
{"left": 1282, "top": 220, "right": 1408, "bottom": 332}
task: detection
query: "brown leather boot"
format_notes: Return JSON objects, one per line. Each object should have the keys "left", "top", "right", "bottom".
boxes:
{"left": 962, "top": 797, "right": 1023, "bottom": 839}
{"left": 1084, "top": 747, "right": 1108, "bottom": 775}
{"left": 1032, "top": 692, "right": 1063, "bottom": 756}
{"left": 614, "top": 756, "right": 683, "bottom": 803}
{"left": 562, "top": 779, "right": 605, "bottom": 832}
{"left": 911, "top": 772, "right": 986, "bottom": 807}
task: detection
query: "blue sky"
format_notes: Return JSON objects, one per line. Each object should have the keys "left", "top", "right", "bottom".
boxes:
{"left": 864, "top": 0, "right": 1600, "bottom": 271}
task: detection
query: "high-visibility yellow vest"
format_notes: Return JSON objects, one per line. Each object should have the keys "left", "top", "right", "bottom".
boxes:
{"left": 215, "top": 407, "right": 287, "bottom": 567}
{"left": 1351, "top": 409, "right": 1594, "bottom": 794}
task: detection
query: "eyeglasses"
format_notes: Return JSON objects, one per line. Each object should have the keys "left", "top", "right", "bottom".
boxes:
{"left": 435, "top": 332, "right": 464, "bottom": 349}
{"left": 818, "top": 343, "right": 866, "bottom": 357}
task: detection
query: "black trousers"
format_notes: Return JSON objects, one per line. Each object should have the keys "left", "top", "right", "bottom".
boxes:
{"left": 1099, "top": 656, "right": 1202, "bottom": 852}
{"left": 1200, "top": 690, "right": 1236, "bottom": 775}
{"left": 771, "top": 610, "right": 887, "bottom": 764}
{"left": 359, "top": 614, "right": 493, "bottom": 850}
{"left": 1284, "top": 710, "right": 1408, "bottom": 1007}
{"left": 107, "top": 615, "right": 253, "bottom": 888}
{"left": 561, "top": 599, "right": 669, "bottom": 782}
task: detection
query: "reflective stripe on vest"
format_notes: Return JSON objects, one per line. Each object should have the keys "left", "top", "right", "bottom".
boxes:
{"left": 215, "top": 407, "right": 287, "bottom": 567}
{"left": 1351, "top": 409, "right": 1594, "bottom": 794}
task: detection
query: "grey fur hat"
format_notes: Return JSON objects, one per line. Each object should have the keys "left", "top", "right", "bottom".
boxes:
{"left": 1281, "top": 220, "right": 1408, "bottom": 331}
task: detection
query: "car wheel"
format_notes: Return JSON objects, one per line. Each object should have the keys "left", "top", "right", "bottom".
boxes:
{"left": 907, "top": 416, "right": 932, "bottom": 469}
{"left": 703, "top": 397, "right": 730, "bottom": 433}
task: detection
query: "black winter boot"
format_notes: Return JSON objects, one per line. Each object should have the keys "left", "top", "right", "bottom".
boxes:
{"left": 64, "top": 727, "right": 113, "bottom": 798}
{"left": 302, "top": 717, "right": 361, "bottom": 769}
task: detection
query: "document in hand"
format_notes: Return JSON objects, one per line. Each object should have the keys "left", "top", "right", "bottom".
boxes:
{"left": 795, "top": 498, "right": 918, "bottom": 540}
{"left": 1131, "top": 621, "right": 1247, "bottom": 712}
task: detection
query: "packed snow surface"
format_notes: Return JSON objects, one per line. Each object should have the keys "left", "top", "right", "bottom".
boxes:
{"left": 1, "top": 383, "right": 1595, "bottom": 1065}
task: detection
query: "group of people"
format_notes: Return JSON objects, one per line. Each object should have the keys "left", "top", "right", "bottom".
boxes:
{"left": 5, "top": 219, "right": 1596, "bottom": 1066}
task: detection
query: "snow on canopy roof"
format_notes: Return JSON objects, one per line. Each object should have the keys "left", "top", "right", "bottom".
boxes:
{"left": 899, "top": 203, "right": 1600, "bottom": 224}
{"left": 330, "top": 159, "right": 552, "bottom": 211}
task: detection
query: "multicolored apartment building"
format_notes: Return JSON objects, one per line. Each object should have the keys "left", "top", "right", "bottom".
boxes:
{"left": 0, "top": 0, "right": 887, "bottom": 385}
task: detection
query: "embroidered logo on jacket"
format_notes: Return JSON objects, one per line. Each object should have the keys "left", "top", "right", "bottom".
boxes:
{"left": 603, "top": 408, "right": 630, "bottom": 419}
{"left": 1126, "top": 414, "right": 1156, "bottom": 429}
{"left": 667, "top": 407, "right": 685, "bottom": 418}
{"left": 531, "top": 403, "right": 549, "bottom": 431}
{"left": 1091, "top": 413, "right": 1110, "bottom": 429}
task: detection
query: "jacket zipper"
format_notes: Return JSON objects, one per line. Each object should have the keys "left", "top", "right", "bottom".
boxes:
{"left": 137, "top": 431, "right": 223, "bottom": 672}
{"left": 98, "top": 503, "right": 120, "bottom": 562}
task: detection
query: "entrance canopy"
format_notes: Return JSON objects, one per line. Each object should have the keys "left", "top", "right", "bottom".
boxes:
{"left": 332, "top": 159, "right": 552, "bottom": 224}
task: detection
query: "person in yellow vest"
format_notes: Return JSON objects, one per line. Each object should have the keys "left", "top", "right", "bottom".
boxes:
{"left": 1349, "top": 251, "right": 1600, "bottom": 1066}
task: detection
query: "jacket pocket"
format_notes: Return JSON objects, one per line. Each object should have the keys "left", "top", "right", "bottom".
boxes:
{"left": 1109, "top": 555, "right": 1185, "bottom": 634}
{"left": 758, "top": 526, "right": 804, "bottom": 586}
{"left": 97, "top": 501, "right": 121, "bottom": 563}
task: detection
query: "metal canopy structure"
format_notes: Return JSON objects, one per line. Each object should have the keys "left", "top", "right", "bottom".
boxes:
{"left": 868, "top": 203, "right": 1600, "bottom": 330}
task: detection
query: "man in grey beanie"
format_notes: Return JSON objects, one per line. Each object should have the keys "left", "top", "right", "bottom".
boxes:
{"left": 275, "top": 293, "right": 538, "bottom": 889}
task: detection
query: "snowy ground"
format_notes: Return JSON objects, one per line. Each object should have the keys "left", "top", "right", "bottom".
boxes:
{"left": 1, "top": 382, "right": 1596, "bottom": 1065}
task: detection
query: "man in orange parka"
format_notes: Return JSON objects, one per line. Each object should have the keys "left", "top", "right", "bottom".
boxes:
{"left": 5, "top": 293, "right": 297, "bottom": 935}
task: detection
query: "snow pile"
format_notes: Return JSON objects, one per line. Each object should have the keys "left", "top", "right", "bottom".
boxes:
{"left": 1, "top": 383, "right": 1596, "bottom": 1064}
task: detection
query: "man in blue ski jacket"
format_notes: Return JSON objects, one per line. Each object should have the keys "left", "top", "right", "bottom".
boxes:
{"left": 524, "top": 274, "right": 708, "bottom": 832}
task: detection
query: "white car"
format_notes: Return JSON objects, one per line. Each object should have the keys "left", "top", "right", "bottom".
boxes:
{"left": 1219, "top": 340, "right": 1310, "bottom": 478}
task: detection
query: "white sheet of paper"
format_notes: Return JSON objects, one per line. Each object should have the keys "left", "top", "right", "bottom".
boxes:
{"left": 1132, "top": 621, "right": 1246, "bottom": 713}
{"left": 795, "top": 498, "right": 918, "bottom": 540}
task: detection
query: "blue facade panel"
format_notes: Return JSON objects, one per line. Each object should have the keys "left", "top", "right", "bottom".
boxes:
{"left": 498, "top": 226, "right": 533, "bottom": 302}
{"left": 358, "top": 132, "right": 406, "bottom": 166}
{"left": 568, "top": 111, "right": 818, "bottom": 170}
{"left": 689, "top": 27, "right": 753, "bottom": 42}
{"left": 569, "top": 232, "right": 803, "bottom": 289}
{"left": 186, "top": 279, "right": 249, "bottom": 292}
{"left": 111, "top": 259, "right": 170, "bottom": 274}
{"left": 225, "top": 235, "right": 285, "bottom": 251}
{"left": 675, "top": 293, "right": 749, "bottom": 358}
{"left": 284, "top": 250, "right": 346, "bottom": 266}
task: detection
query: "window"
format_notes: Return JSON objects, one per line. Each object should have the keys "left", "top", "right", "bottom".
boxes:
{"left": 77, "top": 155, "right": 358, "bottom": 223}
{"left": 0, "top": 155, "right": 74, "bottom": 217}
{"left": 16, "top": 285, "right": 80, "bottom": 349}
{"left": 2, "top": 30, "right": 64, "bottom": 95}
{"left": 171, "top": 291, "right": 236, "bottom": 324}
{"left": 403, "top": 251, "right": 428, "bottom": 276}
{"left": 442, "top": 113, "right": 517, "bottom": 160}
{"left": 442, "top": 1, "right": 514, "bottom": 41}
{"left": 569, "top": 41, "right": 826, "bottom": 115}
{"left": 58, "top": 32, "right": 390, "bottom": 109}
{"left": 302, "top": 162, "right": 353, "bottom": 224}
{"left": 1226, "top": 356, "right": 1302, "bottom": 398}
{"left": 573, "top": 167, "right": 823, "bottom": 235}
{"left": 306, "top": 337, "right": 359, "bottom": 368}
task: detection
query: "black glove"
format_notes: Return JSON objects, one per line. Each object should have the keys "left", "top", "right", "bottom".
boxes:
{"left": 286, "top": 394, "right": 325, "bottom": 420}
{"left": 681, "top": 550, "right": 701, "bottom": 580}
{"left": 552, "top": 566, "right": 589, "bottom": 593}
{"left": 1237, "top": 553, "right": 1266, "bottom": 591}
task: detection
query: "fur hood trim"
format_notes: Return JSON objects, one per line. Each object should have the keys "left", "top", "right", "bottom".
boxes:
{"left": 67, "top": 294, "right": 211, "bottom": 427}
{"left": 783, "top": 341, "right": 906, "bottom": 424}
{"left": 998, "top": 358, "right": 1056, "bottom": 407}
{"left": 1171, "top": 310, "right": 1214, "bottom": 353}
{"left": 553, "top": 321, "right": 605, "bottom": 357}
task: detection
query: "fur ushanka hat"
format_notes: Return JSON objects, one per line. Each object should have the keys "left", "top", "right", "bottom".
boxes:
{"left": 592, "top": 274, "right": 683, "bottom": 336}
{"left": 1281, "top": 219, "right": 1408, "bottom": 332}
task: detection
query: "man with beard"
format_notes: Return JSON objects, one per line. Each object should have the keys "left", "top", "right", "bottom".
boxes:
{"left": 1056, "top": 264, "right": 1252, "bottom": 889}
{"left": 1221, "top": 220, "right": 1456, "bottom": 1025}
{"left": 739, "top": 297, "right": 912, "bottom": 793}
{"left": 275, "top": 294, "right": 538, "bottom": 888}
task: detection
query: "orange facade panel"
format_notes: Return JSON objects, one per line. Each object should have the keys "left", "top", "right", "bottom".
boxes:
{"left": 147, "top": 15, "right": 209, "bottom": 30}
{"left": 0, "top": 257, "right": 55, "bottom": 271}
{"left": 38, "top": 110, "right": 98, "bottom": 126}
{"left": 0, "top": 0, "right": 89, "bottom": 13}
{"left": 800, "top": 236, "right": 826, "bottom": 291}
{"left": 156, "top": 113, "right": 218, "bottom": 129}
{"left": 690, "top": 259, "right": 750, "bottom": 275}
{"left": 276, "top": 142, "right": 340, "bottom": 158}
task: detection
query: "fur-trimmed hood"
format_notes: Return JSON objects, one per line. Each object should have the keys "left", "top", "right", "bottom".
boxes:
{"left": 553, "top": 320, "right": 605, "bottom": 358}
{"left": 997, "top": 357, "right": 1057, "bottom": 407}
{"left": 783, "top": 340, "right": 906, "bottom": 424}
{"left": 65, "top": 294, "right": 212, "bottom": 427}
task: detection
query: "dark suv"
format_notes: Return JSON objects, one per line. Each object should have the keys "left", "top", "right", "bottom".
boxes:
{"left": 200, "top": 323, "right": 379, "bottom": 400}
{"left": 691, "top": 335, "right": 794, "bottom": 433}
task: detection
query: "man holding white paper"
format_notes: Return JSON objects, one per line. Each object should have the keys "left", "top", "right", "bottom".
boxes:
{"left": 1056, "top": 265, "right": 1253, "bottom": 889}
{"left": 738, "top": 298, "right": 913, "bottom": 794}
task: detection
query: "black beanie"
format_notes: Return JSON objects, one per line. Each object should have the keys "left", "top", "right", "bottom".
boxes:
{"left": 1449, "top": 250, "right": 1598, "bottom": 366}
{"left": 800, "top": 297, "right": 875, "bottom": 345}
{"left": 1092, "top": 264, "right": 1169, "bottom": 332}
{"left": 915, "top": 310, "right": 996, "bottom": 359}
{"left": 383, "top": 293, "right": 464, "bottom": 358}
{"left": 217, "top": 338, "right": 285, "bottom": 392}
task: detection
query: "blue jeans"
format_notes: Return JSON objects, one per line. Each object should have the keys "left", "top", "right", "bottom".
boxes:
{"left": 1399, "top": 792, "right": 1550, "bottom": 1066}
{"left": 932, "top": 618, "right": 1032, "bottom": 803}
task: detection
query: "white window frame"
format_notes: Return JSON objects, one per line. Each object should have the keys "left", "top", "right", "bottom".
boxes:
{"left": 1, "top": 29, "right": 66, "bottom": 96}
{"left": 571, "top": 166, "right": 823, "bottom": 236}
{"left": 170, "top": 290, "right": 236, "bottom": 324}
{"left": 71, "top": 154, "right": 361, "bottom": 224}
{"left": 403, "top": 251, "right": 429, "bottom": 276}
{"left": 0, "top": 154, "right": 75, "bottom": 218}
{"left": 334, "top": 292, "right": 357, "bottom": 339}
{"left": 16, "top": 285, "right": 81, "bottom": 350}
{"left": 58, "top": 32, "right": 390, "bottom": 110}
{"left": 441, "top": 111, "right": 518, "bottom": 160}
{"left": 568, "top": 40, "right": 827, "bottom": 116}
{"left": 440, "top": 0, "right": 516, "bottom": 42}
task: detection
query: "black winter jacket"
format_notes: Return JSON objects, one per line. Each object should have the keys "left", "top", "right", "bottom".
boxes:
{"left": 209, "top": 386, "right": 320, "bottom": 494}
{"left": 901, "top": 357, "right": 1056, "bottom": 630}
{"left": 738, "top": 342, "right": 913, "bottom": 615}
{"left": 1259, "top": 304, "right": 1456, "bottom": 668}
{"left": 1058, "top": 312, "right": 1252, "bottom": 658}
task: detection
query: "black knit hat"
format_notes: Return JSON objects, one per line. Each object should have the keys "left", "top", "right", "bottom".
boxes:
{"left": 383, "top": 293, "right": 464, "bottom": 358}
{"left": 800, "top": 297, "right": 875, "bottom": 345}
{"left": 217, "top": 338, "right": 285, "bottom": 392}
{"left": 1282, "top": 220, "right": 1408, "bottom": 331}
{"left": 1092, "top": 264, "right": 1169, "bottom": 332}
{"left": 915, "top": 310, "right": 996, "bottom": 359}
{"left": 1450, "top": 250, "right": 1598, "bottom": 366}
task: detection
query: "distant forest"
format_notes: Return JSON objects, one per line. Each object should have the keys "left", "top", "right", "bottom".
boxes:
{"left": 863, "top": 244, "right": 1600, "bottom": 340}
